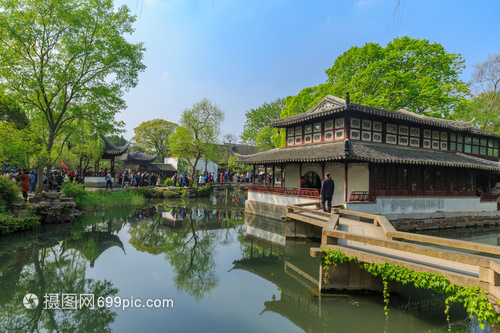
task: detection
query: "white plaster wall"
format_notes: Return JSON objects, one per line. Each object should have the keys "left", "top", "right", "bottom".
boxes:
{"left": 285, "top": 165, "right": 299, "bottom": 188}
{"left": 164, "top": 157, "right": 178, "bottom": 170}
{"left": 325, "top": 164, "right": 345, "bottom": 205}
{"left": 248, "top": 191, "right": 320, "bottom": 206}
{"left": 347, "top": 164, "right": 369, "bottom": 200}
{"left": 345, "top": 197, "right": 498, "bottom": 215}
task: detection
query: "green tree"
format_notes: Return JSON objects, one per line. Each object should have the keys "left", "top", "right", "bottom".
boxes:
{"left": 107, "top": 135, "right": 128, "bottom": 148}
{"left": 456, "top": 52, "right": 500, "bottom": 133}
{"left": 240, "top": 97, "right": 285, "bottom": 150}
{"left": 0, "top": 122, "right": 41, "bottom": 167}
{"left": 0, "top": 0, "right": 145, "bottom": 194}
{"left": 132, "top": 119, "right": 177, "bottom": 162}
{"left": 0, "top": 91, "right": 28, "bottom": 129}
{"left": 169, "top": 98, "right": 224, "bottom": 183}
{"left": 323, "top": 36, "right": 469, "bottom": 117}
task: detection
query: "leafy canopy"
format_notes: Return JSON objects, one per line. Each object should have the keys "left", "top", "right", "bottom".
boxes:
{"left": 240, "top": 97, "right": 285, "bottom": 150}
{"left": 133, "top": 119, "right": 177, "bottom": 162}
{"left": 250, "top": 36, "right": 470, "bottom": 150}
{"left": 0, "top": 0, "right": 145, "bottom": 155}
{"left": 169, "top": 98, "right": 224, "bottom": 182}
{"left": 456, "top": 52, "right": 500, "bottom": 134}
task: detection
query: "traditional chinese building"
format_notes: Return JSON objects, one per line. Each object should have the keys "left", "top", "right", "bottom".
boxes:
{"left": 238, "top": 94, "right": 500, "bottom": 223}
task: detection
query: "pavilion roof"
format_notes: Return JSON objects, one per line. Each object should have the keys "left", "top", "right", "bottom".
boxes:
{"left": 149, "top": 163, "right": 176, "bottom": 172}
{"left": 101, "top": 135, "right": 129, "bottom": 157}
{"left": 270, "top": 95, "right": 500, "bottom": 139}
{"left": 237, "top": 140, "right": 500, "bottom": 171}
{"left": 117, "top": 151, "right": 157, "bottom": 163}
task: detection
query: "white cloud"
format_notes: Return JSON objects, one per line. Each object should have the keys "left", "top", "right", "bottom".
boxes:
{"left": 144, "top": 0, "right": 158, "bottom": 6}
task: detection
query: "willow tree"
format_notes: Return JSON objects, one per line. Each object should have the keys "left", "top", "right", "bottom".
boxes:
{"left": 0, "top": 0, "right": 145, "bottom": 193}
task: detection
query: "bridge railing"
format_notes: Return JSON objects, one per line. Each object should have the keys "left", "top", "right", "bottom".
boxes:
{"left": 308, "top": 207, "right": 500, "bottom": 297}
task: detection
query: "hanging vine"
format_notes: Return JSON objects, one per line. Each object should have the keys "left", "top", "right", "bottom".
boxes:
{"left": 321, "top": 249, "right": 500, "bottom": 329}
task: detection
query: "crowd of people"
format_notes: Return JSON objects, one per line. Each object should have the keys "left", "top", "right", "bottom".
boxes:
{"left": 3, "top": 168, "right": 85, "bottom": 201}
{"left": 171, "top": 170, "right": 256, "bottom": 188}
{"left": 3, "top": 166, "right": 264, "bottom": 198}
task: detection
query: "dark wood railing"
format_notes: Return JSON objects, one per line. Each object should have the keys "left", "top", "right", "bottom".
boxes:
{"left": 247, "top": 185, "right": 320, "bottom": 198}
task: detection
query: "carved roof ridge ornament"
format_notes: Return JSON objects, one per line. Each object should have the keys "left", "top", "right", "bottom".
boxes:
{"left": 346, "top": 91, "right": 350, "bottom": 105}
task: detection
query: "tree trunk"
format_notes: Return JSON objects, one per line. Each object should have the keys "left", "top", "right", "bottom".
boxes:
{"left": 35, "top": 135, "right": 55, "bottom": 196}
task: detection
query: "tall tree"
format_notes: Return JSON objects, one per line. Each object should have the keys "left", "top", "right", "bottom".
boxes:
{"left": 323, "top": 37, "right": 469, "bottom": 118}
{"left": 251, "top": 36, "right": 471, "bottom": 150}
{"left": 457, "top": 52, "right": 500, "bottom": 133}
{"left": 132, "top": 119, "right": 177, "bottom": 162}
{"left": 240, "top": 97, "right": 285, "bottom": 150}
{"left": 169, "top": 98, "right": 225, "bottom": 183}
{"left": 0, "top": 0, "right": 145, "bottom": 193}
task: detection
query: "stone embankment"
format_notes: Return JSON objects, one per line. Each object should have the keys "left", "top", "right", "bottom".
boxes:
{"left": 12, "top": 191, "right": 84, "bottom": 223}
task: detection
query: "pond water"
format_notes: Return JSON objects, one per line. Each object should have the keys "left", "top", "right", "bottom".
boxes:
{"left": 0, "top": 198, "right": 494, "bottom": 332}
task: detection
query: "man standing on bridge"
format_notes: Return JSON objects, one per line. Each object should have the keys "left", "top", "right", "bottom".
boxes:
{"left": 320, "top": 172, "right": 335, "bottom": 213}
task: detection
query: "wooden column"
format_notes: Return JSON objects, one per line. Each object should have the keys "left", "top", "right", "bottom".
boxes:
{"left": 281, "top": 163, "right": 285, "bottom": 188}
{"left": 299, "top": 163, "right": 303, "bottom": 189}
{"left": 264, "top": 165, "right": 267, "bottom": 185}
{"left": 489, "top": 172, "right": 492, "bottom": 193}
{"left": 322, "top": 162, "right": 325, "bottom": 180}
{"left": 252, "top": 165, "right": 256, "bottom": 184}
{"left": 272, "top": 165, "right": 275, "bottom": 188}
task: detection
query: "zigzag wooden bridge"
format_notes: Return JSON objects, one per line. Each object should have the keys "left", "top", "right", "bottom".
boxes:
{"left": 284, "top": 203, "right": 500, "bottom": 300}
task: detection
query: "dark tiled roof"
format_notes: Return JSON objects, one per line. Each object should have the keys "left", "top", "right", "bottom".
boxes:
{"left": 270, "top": 95, "right": 500, "bottom": 139}
{"left": 117, "top": 151, "right": 158, "bottom": 163}
{"left": 149, "top": 163, "right": 176, "bottom": 172}
{"left": 237, "top": 140, "right": 500, "bottom": 171}
{"left": 101, "top": 135, "right": 129, "bottom": 157}
{"left": 231, "top": 144, "right": 259, "bottom": 155}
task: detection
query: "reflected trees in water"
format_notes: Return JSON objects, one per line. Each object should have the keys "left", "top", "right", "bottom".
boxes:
{"left": 128, "top": 203, "right": 244, "bottom": 301}
{"left": 0, "top": 239, "right": 118, "bottom": 332}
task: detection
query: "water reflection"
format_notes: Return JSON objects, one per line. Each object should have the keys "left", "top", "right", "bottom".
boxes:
{"left": 0, "top": 223, "right": 118, "bottom": 332}
{"left": 127, "top": 201, "right": 245, "bottom": 301}
{"left": 236, "top": 214, "right": 471, "bottom": 333}
{"left": 0, "top": 199, "right": 485, "bottom": 332}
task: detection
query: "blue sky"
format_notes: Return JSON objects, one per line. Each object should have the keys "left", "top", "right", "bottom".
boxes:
{"left": 113, "top": 0, "right": 500, "bottom": 141}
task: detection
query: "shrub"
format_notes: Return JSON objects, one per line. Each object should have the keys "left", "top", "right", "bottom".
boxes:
{"left": 165, "top": 178, "right": 174, "bottom": 186}
{"left": 161, "top": 189, "right": 180, "bottom": 198}
{"left": 136, "top": 187, "right": 153, "bottom": 199}
{"left": 0, "top": 213, "right": 40, "bottom": 235}
{"left": 0, "top": 177, "right": 21, "bottom": 208}
{"left": 152, "top": 189, "right": 163, "bottom": 199}
{"left": 61, "top": 182, "right": 88, "bottom": 208}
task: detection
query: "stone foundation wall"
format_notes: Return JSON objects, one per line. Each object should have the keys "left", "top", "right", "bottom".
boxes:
{"left": 245, "top": 200, "right": 285, "bottom": 221}
{"left": 393, "top": 215, "right": 500, "bottom": 231}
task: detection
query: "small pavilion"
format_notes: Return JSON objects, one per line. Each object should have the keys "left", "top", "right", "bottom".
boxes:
{"left": 94, "top": 135, "right": 129, "bottom": 175}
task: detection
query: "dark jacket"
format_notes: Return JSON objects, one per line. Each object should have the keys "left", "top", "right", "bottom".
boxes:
{"left": 320, "top": 178, "right": 335, "bottom": 198}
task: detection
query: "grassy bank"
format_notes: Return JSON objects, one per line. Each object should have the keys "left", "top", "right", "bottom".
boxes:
{"left": 62, "top": 183, "right": 182, "bottom": 210}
